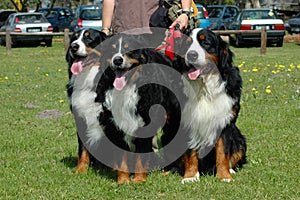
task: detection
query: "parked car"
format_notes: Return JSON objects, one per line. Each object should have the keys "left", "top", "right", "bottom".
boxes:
{"left": 70, "top": 5, "right": 102, "bottom": 32}
{"left": 228, "top": 9, "right": 285, "bottom": 47}
{"left": 196, "top": 4, "right": 210, "bottom": 29}
{"left": 0, "top": 12, "right": 53, "bottom": 47}
{"left": 39, "top": 7, "right": 74, "bottom": 32}
{"left": 206, "top": 5, "right": 240, "bottom": 30}
{"left": 284, "top": 12, "right": 300, "bottom": 35}
{"left": 0, "top": 10, "right": 16, "bottom": 28}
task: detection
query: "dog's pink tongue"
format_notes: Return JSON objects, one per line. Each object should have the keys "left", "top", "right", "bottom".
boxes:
{"left": 113, "top": 77, "right": 126, "bottom": 91}
{"left": 188, "top": 68, "right": 200, "bottom": 80}
{"left": 71, "top": 60, "right": 83, "bottom": 76}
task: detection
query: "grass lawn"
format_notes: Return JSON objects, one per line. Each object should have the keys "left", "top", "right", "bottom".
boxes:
{"left": 0, "top": 39, "right": 299, "bottom": 199}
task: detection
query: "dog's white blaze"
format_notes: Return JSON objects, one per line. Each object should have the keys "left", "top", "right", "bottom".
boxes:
{"left": 182, "top": 73, "right": 236, "bottom": 157}
{"left": 185, "top": 29, "right": 207, "bottom": 66}
{"left": 104, "top": 83, "right": 144, "bottom": 151}
{"left": 71, "top": 30, "right": 88, "bottom": 57}
{"left": 72, "top": 66, "right": 104, "bottom": 146}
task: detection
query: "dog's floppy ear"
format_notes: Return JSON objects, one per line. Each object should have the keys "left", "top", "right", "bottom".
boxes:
{"left": 218, "top": 35, "right": 234, "bottom": 68}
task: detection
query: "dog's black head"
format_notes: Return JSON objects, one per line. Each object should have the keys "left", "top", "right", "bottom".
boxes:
{"left": 100, "top": 34, "right": 151, "bottom": 91}
{"left": 185, "top": 29, "right": 234, "bottom": 81}
{"left": 66, "top": 28, "right": 106, "bottom": 78}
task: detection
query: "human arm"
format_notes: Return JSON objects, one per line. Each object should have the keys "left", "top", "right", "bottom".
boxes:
{"left": 102, "top": 0, "right": 115, "bottom": 35}
{"left": 169, "top": 0, "right": 192, "bottom": 30}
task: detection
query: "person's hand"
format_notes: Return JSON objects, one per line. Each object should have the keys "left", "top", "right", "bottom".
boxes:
{"left": 102, "top": 28, "right": 110, "bottom": 36}
{"left": 169, "top": 13, "right": 189, "bottom": 30}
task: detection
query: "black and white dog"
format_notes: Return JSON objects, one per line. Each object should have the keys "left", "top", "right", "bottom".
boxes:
{"left": 71, "top": 33, "right": 186, "bottom": 184}
{"left": 178, "top": 28, "right": 247, "bottom": 183}
{"left": 66, "top": 28, "right": 106, "bottom": 174}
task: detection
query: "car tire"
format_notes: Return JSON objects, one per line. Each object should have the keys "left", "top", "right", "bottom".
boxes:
{"left": 46, "top": 40, "right": 52, "bottom": 47}
{"left": 276, "top": 38, "right": 283, "bottom": 47}
{"left": 235, "top": 36, "right": 243, "bottom": 47}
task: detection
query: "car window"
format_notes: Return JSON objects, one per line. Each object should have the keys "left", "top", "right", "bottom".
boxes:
{"left": 16, "top": 15, "right": 48, "bottom": 24}
{"left": 197, "top": 7, "right": 204, "bottom": 19}
{"left": 208, "top": 8, "right": 223, "bottom": 18}
{"left": 241, "top": 10, "right": 276, "bottom": 20}
{"left": 80, "top": 9, "right": 102, "bottom": 20}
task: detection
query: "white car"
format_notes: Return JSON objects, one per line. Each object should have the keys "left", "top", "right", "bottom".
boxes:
{"left": 229, "top": 9, "right": 285, "bottom": 47}
{"left": 0, "top": 12, "right": 53, "bottom": 47}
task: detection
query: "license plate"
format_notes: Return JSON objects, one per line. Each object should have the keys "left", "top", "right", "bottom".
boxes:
{"left": 255, "top": 26, "right": 270, "bottom": 30}
{"left": 27, "top": 28, "right": 41, "bottom": 33}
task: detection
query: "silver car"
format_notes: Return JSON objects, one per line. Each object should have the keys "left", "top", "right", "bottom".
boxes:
{"left": 70, "top": 5, "right": 103, "bottom": 32}
{"left": 0, "top": 12, "right": 53, "bottom": 47}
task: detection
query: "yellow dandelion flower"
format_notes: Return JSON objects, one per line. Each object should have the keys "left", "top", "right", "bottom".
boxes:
{"left": 265, "top": 89, "right": 271, "bottom": 94}
{"left": 271, "top": 70, "right": 277, "bottom": 74}
{"left": 252, "top": 87, "right": 257, "bottom": 91}
{"left": 4, "top": 76, "right": 8, "bottom": 80}
{"left": 243, "top": 69, "right": 248, "bottom": 73}
{"left": 59, "top": 99, "right": 65, "bottom": 103}
{"left": 252, "top": 68, "right": 258, "bottom": 72}
{"left": 266, "top": 85, "right": 271, "bottom": 89}
{"left": 297, "top": 64, "right": 300, "bottom": 69}
{"left": 249, "top": 79, "right": 253, "bottom": 82}
{"left": 58, "top": 69, "right": 62, "bottom": 72}
{"left": 15, "top": 73, "right": 19, "bottom": 76}
{"left": 287, "top": 68, "right": 292, "bottom": 72}
{"left": 45, "top": 73, "right": 49, "bottom": 77}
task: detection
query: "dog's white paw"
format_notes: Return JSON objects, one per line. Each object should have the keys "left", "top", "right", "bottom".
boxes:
{"left": 181, "top": 172, "right": 200, "bottom": 184}
{"left": 222, "top": 178, "right": 234, "bottom": 182}
{"left": 229, "top": 168, "right": 236, "bottom": 174}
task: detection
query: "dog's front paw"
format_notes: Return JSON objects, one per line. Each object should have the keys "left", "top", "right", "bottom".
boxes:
{"left": 229, "top": 168, "right": 236, "bottom": 174}
{"left": 222, "top": 178, "right": 234, "bottom": 182}
{"left": 181, "top": 172, "right": 200, "bottom": 184}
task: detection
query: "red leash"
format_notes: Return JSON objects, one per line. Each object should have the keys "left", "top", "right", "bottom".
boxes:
{"left": 155, "top": 25, "right": 182, "bottom": 61}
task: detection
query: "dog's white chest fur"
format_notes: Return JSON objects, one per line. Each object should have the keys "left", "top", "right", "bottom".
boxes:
{"left": 182, "top": 73, "right": 235, "bottom": 157}
{"left": 104, "top": 84, "right": 144, "bottom": 150}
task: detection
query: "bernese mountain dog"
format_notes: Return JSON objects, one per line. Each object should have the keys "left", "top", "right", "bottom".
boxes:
{"left": 65, "top": 28, "right": 106, "bottom": 174}
{"left": 177, "top": 28, "right": 247, "bottom": 183}
{"left": 71, "top": 33, "right": 186, "bottom": 184}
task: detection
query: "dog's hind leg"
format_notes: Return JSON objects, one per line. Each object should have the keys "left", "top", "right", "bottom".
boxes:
{"left": 76, "top": 139, "right": 90, "bottom": 174}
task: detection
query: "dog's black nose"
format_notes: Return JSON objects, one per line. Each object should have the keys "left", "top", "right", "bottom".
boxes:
{"left": 113, "top": 56, "right": 123, "bottom": 66}
{"left": 187, "top": 50, "right": 198, "bottom": 62}
{"left": 71, "top": 43, "right": 79, "bottom": 52}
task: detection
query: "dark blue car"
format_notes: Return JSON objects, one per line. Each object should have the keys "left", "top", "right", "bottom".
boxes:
{"left": 39, "top": 7, "right": 74, "bottom": 32}
{"left": 207, "top": 5, "right": 240, "bottom": 30}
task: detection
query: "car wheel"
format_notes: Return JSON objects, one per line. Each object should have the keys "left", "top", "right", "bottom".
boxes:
{"left": 235, "top": 36, "right": 243, "bottom": 47}
{"left": 229, "top": 36, "right": 235, "bottom": 46}
{"left": 53, "top": 27, "right": 59, "bottom": 32}
{"left": 276, "top": 38, "right": 283, "bottom": 47}
{"left": 46, "top": 40, "right": 52, "bottom": 47}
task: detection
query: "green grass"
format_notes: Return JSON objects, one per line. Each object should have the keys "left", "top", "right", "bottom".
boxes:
{"left": 0, "top": 41, "right": 299, "bottom": 199}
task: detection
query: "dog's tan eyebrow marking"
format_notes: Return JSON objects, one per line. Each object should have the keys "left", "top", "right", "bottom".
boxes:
{"left": 84, "top": 31, "right": 90, "bottom": 37}
{"left": 112, "top": 44, "right": 117, "bottom": 48}
{"left": 124, "top": 43, "right": 129, "bottom": 49}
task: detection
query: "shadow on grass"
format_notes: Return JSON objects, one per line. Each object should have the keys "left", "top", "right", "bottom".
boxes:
{"left": 61, "top": 155, "right": 117, "bottom": 181}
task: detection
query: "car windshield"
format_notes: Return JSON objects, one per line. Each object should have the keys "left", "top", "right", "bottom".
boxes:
{"left": 80, "top": 9, "right": 102, "bottom": 20}
{"left": 241, "top": 10, "right": 276, "bottom": 20}
{"left": 208, "top": 8, "right": 223, "bottom": 18}
{"left": 15, "top": 14, "right": 48, "bottom": 24}
{"left": 197, "top": 8, "right": 204, "bottom": 19}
